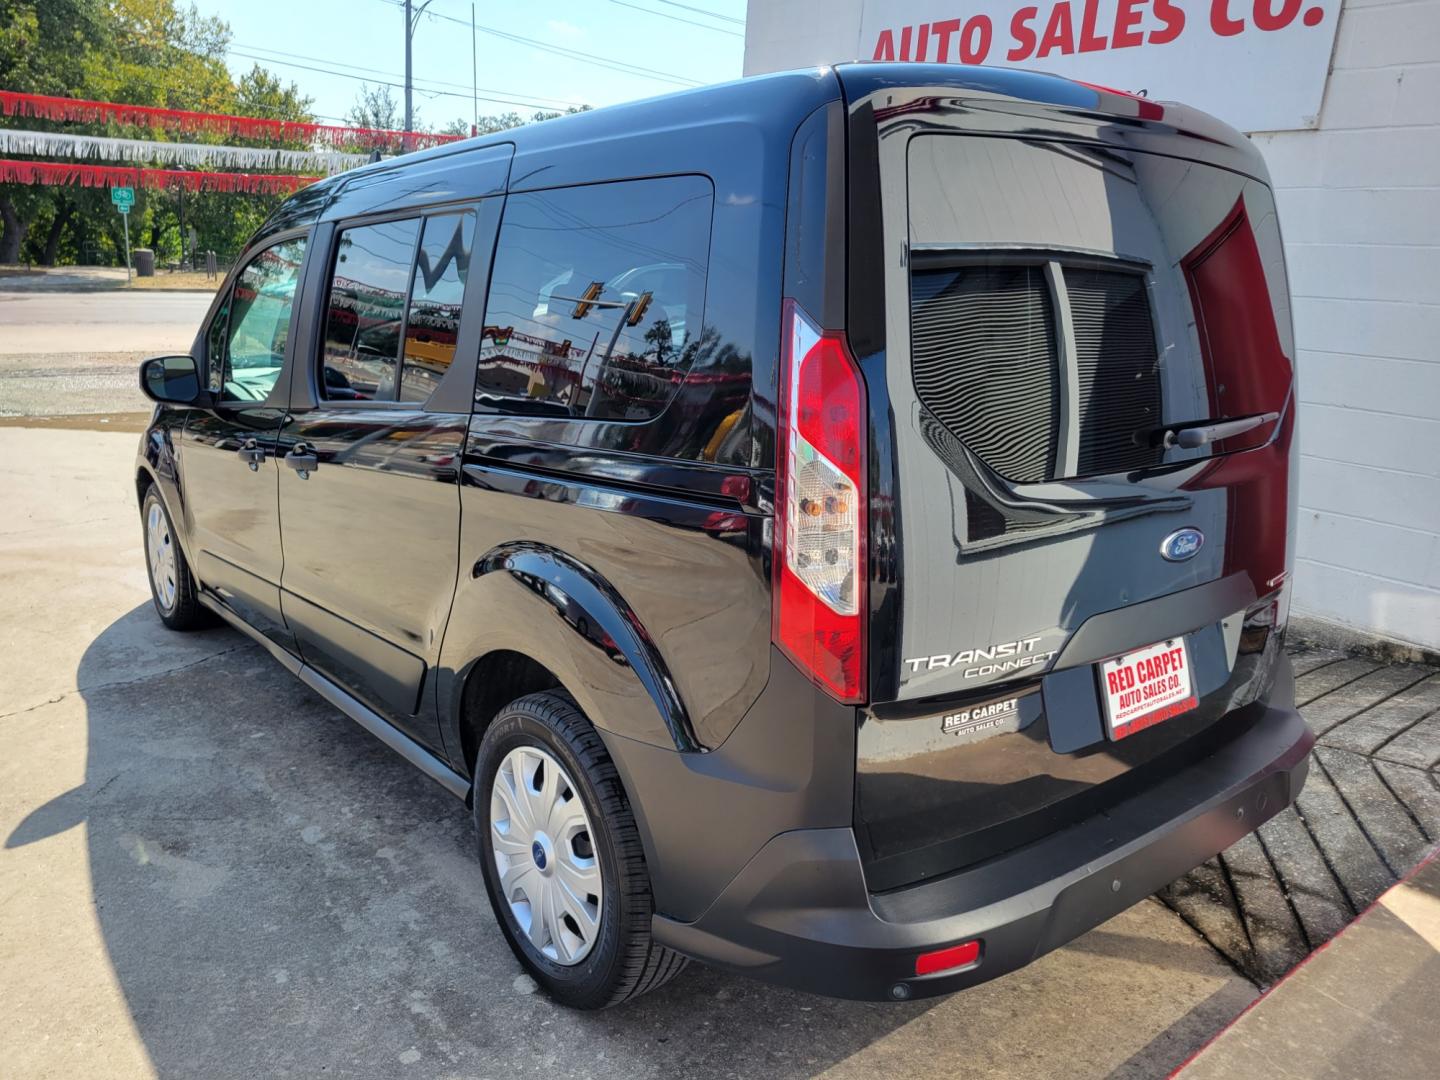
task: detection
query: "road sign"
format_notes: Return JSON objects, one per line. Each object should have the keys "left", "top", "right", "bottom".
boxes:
{"left": 116, "top": 204, "right": 130, "bottom": 215}
{"left": 110, "top": 186, "right": 135, "bottom": 209}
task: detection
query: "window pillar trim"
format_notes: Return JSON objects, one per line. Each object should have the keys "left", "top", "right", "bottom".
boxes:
{"left": 1044, "top": 260, "right": 1081, "bottom": 479}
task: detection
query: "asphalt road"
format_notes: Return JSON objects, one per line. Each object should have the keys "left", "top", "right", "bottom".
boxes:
{"left": 0, "top": 288, "right": 211, "bottom": 417}
{"left": 0, "top": 426, "right": 1260, "bottom": 1080}
{"left": 0, "top": 288, "right": 212, "bottom": 356}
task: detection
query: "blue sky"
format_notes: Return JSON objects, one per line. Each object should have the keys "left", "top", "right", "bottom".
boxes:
{"left": 200, "top": 0, "right": 749, "bottom": 130}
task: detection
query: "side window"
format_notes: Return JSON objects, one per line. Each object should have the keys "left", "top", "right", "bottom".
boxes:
{"left": 399, "top": 212, "right": 476, "bottom": 403}
{"left": 476, "top": 175, "right": 713, "bottom": 421}
{"left": 320, "top": 218, "right": 421, "bottom": 401}
{"left": 210, "top": 236, "right": 307, "bottom": 403}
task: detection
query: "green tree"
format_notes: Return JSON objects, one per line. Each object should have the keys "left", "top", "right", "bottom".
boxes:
{"left": 441, "top": 105, "right": 593, "bottom": 139}
{"left": 0, "top": 0, "right": 107, "bottom": 262}
{"left": 348, "top": 83, "right": 403, "bottom": 131}
{"left": 2, "top": 0, "right": 316, "bottom": 267}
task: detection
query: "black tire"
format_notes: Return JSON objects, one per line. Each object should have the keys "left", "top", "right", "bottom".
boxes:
{"left": 473, "top": 691, "right": 689, "bottom": 1008}
{"left": 141, "top": 486, "right": 208, "bottom": 631}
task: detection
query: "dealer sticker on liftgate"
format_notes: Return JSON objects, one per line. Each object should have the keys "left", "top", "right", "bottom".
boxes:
{"left": 1099, "top": 638, "right": 1197, "bottom": 740}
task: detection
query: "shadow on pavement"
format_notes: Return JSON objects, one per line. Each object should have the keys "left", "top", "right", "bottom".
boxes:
{"left": 8, "top": 603, "right": 944, "bottom": 1079}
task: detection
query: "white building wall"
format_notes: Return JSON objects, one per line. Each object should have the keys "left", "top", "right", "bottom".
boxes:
{"left": 1257, "top": 0, "right": 1440, "bottom": 651}
{"left": 744, "top": 0, "right": 1440, "bottom": 651}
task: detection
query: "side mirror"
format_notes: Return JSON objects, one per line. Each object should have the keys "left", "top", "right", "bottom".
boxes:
{"left": 139, "top": 355, "right": 209, "bottom": 406}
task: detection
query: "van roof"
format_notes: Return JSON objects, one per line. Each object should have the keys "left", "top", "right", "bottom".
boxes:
{"left": 261, "top": 63, "right": 1255, "bottom": 236}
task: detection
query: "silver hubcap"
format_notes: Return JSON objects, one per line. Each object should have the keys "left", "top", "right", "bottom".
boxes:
{"left": 489, "top": 746, "right": 602, "bottom": 966}
{"left": 146, "top": 502, "right": 178, "bottom": 612}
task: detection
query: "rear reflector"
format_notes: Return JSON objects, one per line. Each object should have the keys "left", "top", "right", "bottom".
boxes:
{"left": 915, "top": 939, "right": 981, "bottom": 977}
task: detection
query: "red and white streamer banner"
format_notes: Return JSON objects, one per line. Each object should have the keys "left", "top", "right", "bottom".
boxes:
{"left": 0, "top": 159, "right": 318, "bottom": 194}
{"left": 0, "top": 90, "right": 461, "bottom": 152}
{"left": 0, "top": 128, "right": 366, "bottom": 174}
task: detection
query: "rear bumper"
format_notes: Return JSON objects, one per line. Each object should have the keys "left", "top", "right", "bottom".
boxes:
{"left": 653, "top": 690, "right": 1313, "bottom": 1001}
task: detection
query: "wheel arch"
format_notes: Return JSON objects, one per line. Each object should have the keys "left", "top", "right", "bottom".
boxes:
{"left": 439, "top": 541, "right": 700, "bottom": 764}
{"left": 455, "top": 649, "right": 564, "bottom": 783}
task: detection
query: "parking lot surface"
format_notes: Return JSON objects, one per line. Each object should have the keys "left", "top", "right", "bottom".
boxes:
{"left": 0, "top": 426, "right": 1260, "bottom": 1079}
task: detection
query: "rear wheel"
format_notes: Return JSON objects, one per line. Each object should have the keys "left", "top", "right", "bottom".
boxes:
{"left": 142, "top": 487, "right": 206, "bottom": 631}
{"left": 473, "top": 691, "right": 688, "bottom": 1008}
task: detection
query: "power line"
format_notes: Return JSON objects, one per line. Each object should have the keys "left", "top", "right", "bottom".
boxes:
{"left": 227, "top": 49, "right": 585, "bottom": 115}
{"left": 602, "top": 0, "right": 743, "bottom": 37}
{"left": 653, "top": 0, "right": 745, "bottom": 25}
{"left": 233, "top": 42, "right": 586, "bottom": 109}
{"left": 411, "top": 1, "right": 704, "bottom": 87}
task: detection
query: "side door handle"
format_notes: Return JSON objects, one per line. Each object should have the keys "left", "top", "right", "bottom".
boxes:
{"left": 285, "top": 443, "right": 319, "bottom": 478}
{"left": 236, "top": 438, "right": 265, "bottom": 471}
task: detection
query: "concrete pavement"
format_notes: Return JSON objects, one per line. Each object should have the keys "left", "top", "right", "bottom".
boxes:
{"left": 1177, "top": 849, "right": 1440, "bottom": 1079}
{"left": 0, "top": 425, "right": 1260, "bottom": 1079}
{"left": 1160, "top": 650, "right": 1440, "bottom": 986}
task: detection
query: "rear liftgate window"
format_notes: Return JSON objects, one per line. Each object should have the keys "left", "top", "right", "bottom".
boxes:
{"left": 911, "top": 258, "right": 1162, "bottom": 482}
{"left": 905, "top": 134, "right": 1294, "bottom": 485}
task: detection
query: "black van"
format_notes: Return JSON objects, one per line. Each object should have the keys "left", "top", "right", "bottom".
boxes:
{"left": 135, "top": 64, "right": 1311, "bottom": 1009}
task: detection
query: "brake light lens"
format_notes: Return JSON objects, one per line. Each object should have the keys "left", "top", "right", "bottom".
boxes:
{"left": 774, "top": 300, "right": 867, "bottom": 704}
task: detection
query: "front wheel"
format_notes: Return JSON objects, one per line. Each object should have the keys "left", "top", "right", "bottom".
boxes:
{"left": 473, "top": 691, "right": 688, "bottom": 1008}
{"left": 141, "top": 486, "right": 207, "bottom": 630}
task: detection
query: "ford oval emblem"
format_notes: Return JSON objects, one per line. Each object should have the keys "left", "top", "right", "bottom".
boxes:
{"left": 1161, "top": 527, "right": 1205, "bottom": 562}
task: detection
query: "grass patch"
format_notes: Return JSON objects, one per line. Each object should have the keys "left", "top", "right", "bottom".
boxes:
{"left": 127, "top": 270, "right": 224, "bottom": 292}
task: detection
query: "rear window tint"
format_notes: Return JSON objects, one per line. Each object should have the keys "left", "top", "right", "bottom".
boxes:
{"left": 907, "top": 135, "right": 1292, "bottom": 478}
{"left": 400, "top": 213, "right": 476, "bottom": 404}
{"left": 475, "top": 176, "right": 713, "bottom": 421}
{"left": 321, "top": 218, "right": 420, "bottom": 401}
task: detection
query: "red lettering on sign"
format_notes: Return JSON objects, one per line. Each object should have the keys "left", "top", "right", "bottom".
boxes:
{"left": 1151, "top": 0, "right": 1186, "bottom": 43}
{"left": 1254, "top": 0, "right": 1302, "bottom": 31}
{"left": 872, "top": 28, "right": 895, "bottom": 60}
{"left": 1079, "top": 0, "right": 1109, "bottom": 52}
{"left": 1112, "top": 0, "right": 1146, "bottom": 47}
{"left": 932, "top": 17, "right": 962, "bottom": 61}
{"left": 1038, "top": 2, "right": 1075, "bottom": 57}
{"left": 1210, "top": 0, "right": 1246, "bottom": 36}
{"left": 1008, "top": 7, "right": 1039, "bottom": 59}
{"left": 960, "top": 15, "right": 993, "bottom": 62}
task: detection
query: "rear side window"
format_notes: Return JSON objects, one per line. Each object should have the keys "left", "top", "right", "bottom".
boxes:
{"left": 400, "top": 213, "right": 477, "bottom": 403}
{"left": 475, "top": 176, "right": 713, "bottom": 421}
{"left": 319, "top": 210, "right": 477, "bottom": 404}
{"left": 321, "top": 218, "right": 420, "bottom": 401}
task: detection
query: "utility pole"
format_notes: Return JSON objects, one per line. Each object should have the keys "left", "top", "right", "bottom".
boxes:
{"left": 403, "top": 0, "right": 433, "bottom": 145}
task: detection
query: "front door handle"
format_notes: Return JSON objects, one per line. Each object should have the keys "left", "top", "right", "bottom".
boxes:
{"left": 285, "top": 444, "right": 319, "bottom": 478}
{"left": 236, "top": 439, "right": 265, "bottom": 471}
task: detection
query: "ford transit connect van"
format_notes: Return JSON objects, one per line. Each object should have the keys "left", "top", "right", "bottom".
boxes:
{"left": 135, "top": 63, "right": 1311, "bottom": 1009}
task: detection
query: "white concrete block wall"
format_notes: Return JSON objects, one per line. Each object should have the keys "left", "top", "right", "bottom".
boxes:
{"left": 1255, "top": 0, "right": 1440, "bottom": 650}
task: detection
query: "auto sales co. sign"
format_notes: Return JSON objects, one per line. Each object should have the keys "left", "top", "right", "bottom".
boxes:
{"left": 854, "top": 0, "right": 1342, "bottom": 132}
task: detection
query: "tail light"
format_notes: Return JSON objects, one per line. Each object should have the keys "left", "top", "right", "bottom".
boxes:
{"left": 773, "top": 300, "right": 867, "bottom": 704}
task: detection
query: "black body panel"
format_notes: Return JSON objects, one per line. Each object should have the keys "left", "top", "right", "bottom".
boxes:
{"left": 275, "top": 408, "right": 466, "bottom": 746}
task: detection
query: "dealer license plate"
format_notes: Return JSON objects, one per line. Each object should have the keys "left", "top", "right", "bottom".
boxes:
{"left": 1099, "top": 638, "right": 1197, "bottom": 740}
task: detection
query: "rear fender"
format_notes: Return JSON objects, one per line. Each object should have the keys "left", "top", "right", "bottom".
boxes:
{"left": 438, "top": 542, "right": 698, "bottom": 764}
